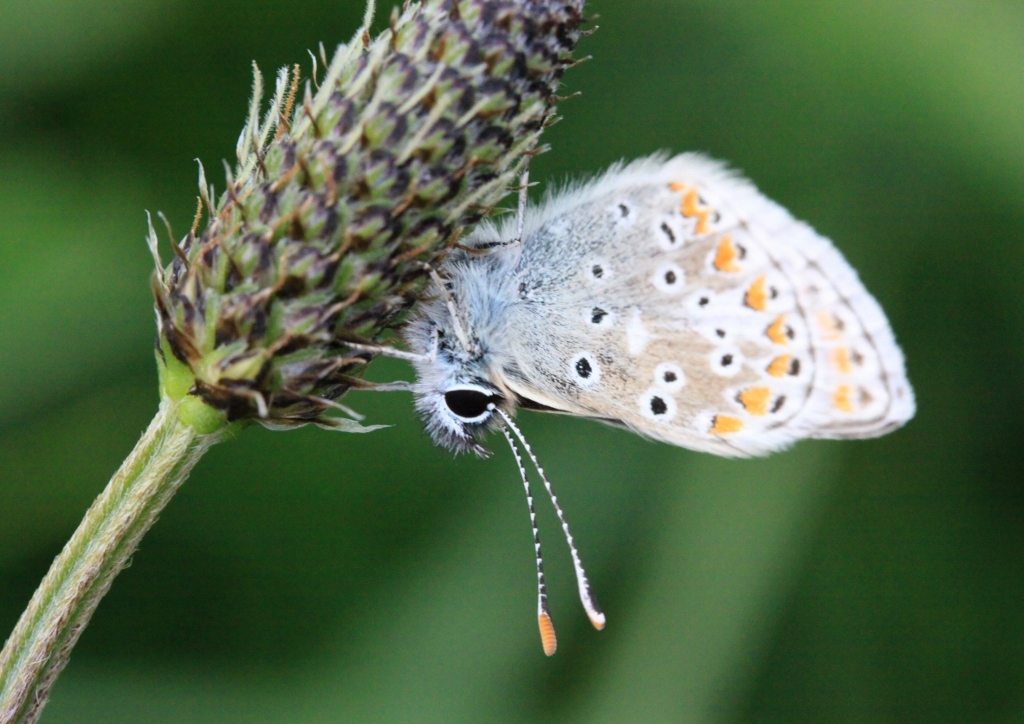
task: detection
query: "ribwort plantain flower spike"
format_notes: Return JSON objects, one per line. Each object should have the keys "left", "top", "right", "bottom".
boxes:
{"left": 152, "top": 0, "right": 588, "bottom": 433}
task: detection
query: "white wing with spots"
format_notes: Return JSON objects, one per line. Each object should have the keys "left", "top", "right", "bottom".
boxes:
{"left": 470, "top": 153, "right": 914, "bottom": 457}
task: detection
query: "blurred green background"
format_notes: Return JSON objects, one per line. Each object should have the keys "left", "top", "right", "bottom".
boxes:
{"left": 1, "top": 0, "right": 1022, "bottom": 721}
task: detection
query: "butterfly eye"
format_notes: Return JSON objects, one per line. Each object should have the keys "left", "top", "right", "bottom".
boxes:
{"left": 443, "top": 387, "right": 498, "bottom": 420}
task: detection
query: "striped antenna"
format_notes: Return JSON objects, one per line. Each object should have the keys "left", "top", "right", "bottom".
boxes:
{"left": 496, "top": 408, "right": 606, "bottom": 631}
{"left": 499, "top": 424, "right": 557, "bottom": 656}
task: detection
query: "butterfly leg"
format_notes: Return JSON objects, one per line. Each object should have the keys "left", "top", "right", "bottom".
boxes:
{"left": 347, "top": 381, "right": 414, "bottom": 393}
{"left": 418, "top": 268, "right": 475, "bottom": 354}
{"left": 343, "top": 341, "right": 433, "bottom": 364}
{"left": 492, "top": 159, "right": 532, "bottom": 247}
{"left": 513, "top": 160, "right": 530, "bottom": 245}
{"left": 342, "top": 323, "right": 440, "bottom": 372}
{"left": 458, "top": 159, "right": 532, "bottom": 253}
{"left": 308, "top": 396, "right": 367, "bottom": 419}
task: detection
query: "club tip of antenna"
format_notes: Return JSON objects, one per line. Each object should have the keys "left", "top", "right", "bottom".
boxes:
{"left": 580, "top": 587, "right": 606, "bottom": 630}
{"left": 538, "top": 612, "right": 558, "bottom": 656}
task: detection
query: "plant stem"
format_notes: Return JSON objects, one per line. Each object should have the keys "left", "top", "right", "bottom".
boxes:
{"left": 0, "top": 398, "right": 221, "bottom": 724}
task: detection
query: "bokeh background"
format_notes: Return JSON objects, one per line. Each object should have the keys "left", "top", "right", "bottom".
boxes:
{"left": 1, "top": 1, "right": 1022, "bottom": 721}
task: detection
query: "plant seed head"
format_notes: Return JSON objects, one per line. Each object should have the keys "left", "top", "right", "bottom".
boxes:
{"left": 151, "top": 0, "right": 588, "bottom": 430}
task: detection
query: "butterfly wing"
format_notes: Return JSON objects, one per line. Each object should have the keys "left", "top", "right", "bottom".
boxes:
{"left": 477, "top": 153, "right": 914, "bottom": 457}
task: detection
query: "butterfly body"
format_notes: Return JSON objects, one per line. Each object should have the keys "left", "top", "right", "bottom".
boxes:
{"left": 404, "top": 152, "right": 914, "bottom": 457}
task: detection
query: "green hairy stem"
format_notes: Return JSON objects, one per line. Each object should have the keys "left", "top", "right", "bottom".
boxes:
{"left": 0, "top": 401, "right": 223, "bottom": 723}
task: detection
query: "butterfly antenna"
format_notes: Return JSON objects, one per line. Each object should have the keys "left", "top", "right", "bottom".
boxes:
{"left": 499, "top": 423, "right": 558, "bottom": 656}
{"left": 495, "top": 408, "right": 606, "bottom": 631}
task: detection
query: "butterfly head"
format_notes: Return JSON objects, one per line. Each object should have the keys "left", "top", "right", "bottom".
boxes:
{"left": 402, "top": 298, "right": 511, "bottom": 456}
{"left": 400, "top": 252, "right": 526, "bottom": 456}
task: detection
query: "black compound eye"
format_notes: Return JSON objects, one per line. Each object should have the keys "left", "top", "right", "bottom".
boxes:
{"left": 444, "top": 388, "right": 497, "bottom": 420}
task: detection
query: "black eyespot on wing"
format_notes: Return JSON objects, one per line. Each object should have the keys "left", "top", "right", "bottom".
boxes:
{"left": 591, "top": 307, "right": 608, "bottom": 324}
{"left": 660, "top": 222, "right": 676, "bottom": 245}
{"left": 663, "top": 371, "right": 677, "bottom": 383}
{"left": 664, "top": 270, "right": 677, "bottom": 285}
{"left": 575, "top": 357, "right": 593, "bottom": 379}
{"left": 650, "top": 396, "right": 668, "bottom": 415}
{"left": 721, "top": 353, "right": 734, "bottom": 367}
{"left": 592, "top": 264, "right": 604, "bottom": 279}
{"left": 444, "top": 389, "right": 497, "bottom": 419}
{"left": 618, "top": 203, "right": 630, "bottom": 217}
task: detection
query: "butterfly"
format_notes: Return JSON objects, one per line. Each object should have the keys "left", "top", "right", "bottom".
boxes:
{"left": 356, "top": 152, "right": 915, "bottom": 655}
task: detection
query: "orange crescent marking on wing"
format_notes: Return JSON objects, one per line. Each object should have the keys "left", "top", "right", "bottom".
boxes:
{"left": 738, "top": 387, "right": 771, "bottom": 416}
{"left": 767, "top": 354, "right": 792, "bottom": 378}
{"left": 681, "top": 188, "right": 712, "bottom": 235}
{"left": 710, "top": 415, "right": 744, "bottom": 435}
{"left": 766, "top": 315, "right": 789, "bottom": 345}
{"left": 713, "top": 237, "right": 741, "bottom": 273}
{"left": 834, "top": 384, "right": 854, "bottom": 413}
{"left": 745, "top": 275, "right": 768, "bottom": 311}
{"left": 831, "top": 347, "right": 853, "bottom": 375}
